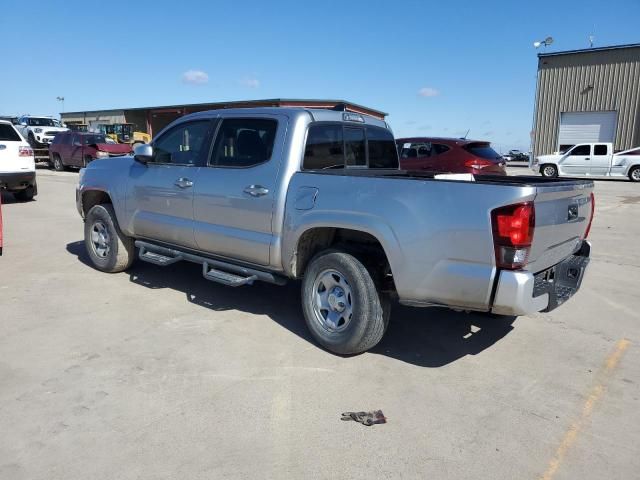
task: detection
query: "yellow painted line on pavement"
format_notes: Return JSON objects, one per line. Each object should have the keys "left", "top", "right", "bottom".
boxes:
{"left": 539, "top": 338, "right": 630, "bottom": 480}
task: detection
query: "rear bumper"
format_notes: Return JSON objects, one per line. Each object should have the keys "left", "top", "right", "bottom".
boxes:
{"left": 491, "top": 241, "right": 591, "bottom": 316}
{"left": 0, "top": 171, "right": 36, "bottom": 191}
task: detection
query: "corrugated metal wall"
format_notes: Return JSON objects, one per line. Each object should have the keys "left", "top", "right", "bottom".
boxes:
{"left": 533, "top": 46, "right": 640, "bottom": 158}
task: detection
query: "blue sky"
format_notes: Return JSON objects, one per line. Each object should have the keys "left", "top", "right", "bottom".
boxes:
{"left": 2, "top": 0, "right": 639, "bottom": 152}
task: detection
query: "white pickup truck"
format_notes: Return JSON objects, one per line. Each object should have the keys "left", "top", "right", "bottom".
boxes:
{"left": 532, "top": 143, "right": 640, "bottom": 182}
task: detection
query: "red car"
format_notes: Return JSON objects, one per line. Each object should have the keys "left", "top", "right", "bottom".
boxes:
{"left": 396, "top": 137, "right": 506, "bottom": 175}
{"left": 49, "top": 131, "right": 133, "bottom": 171}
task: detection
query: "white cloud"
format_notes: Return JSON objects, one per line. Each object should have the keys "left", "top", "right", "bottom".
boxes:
{"left": 418, "top": 87, "right": 440, "bottom": 97}
{"left": 240, "top": 77, "right": 260, "bottom": 88}
{"left": 182, "top": 69, "right": 209, "bottom": 85}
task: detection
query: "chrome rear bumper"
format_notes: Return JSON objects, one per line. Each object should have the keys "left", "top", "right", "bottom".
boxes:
{"left": 491, "top": 241, "right": 590, "bottom": 316}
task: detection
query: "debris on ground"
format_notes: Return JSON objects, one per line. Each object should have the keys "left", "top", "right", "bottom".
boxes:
{"left": 340, "top": 410, "right": 386, "bottom": 426}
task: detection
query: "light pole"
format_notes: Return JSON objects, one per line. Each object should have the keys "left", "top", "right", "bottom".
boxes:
{"left": 56, "top": 96, "right": 65, "bottom": 114}
{"left": 533, "top": 37, "right": 554, "bottom": 49}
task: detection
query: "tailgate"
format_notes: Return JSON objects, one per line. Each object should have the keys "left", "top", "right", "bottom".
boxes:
{"left": 527, "top": 180, "right": 594, "bottom": 273}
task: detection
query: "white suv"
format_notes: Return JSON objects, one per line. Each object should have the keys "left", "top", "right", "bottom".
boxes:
{"left": 0, "top": 120, "right": 37, "bottom": 201}
{"left": 16, "top": 116, "right": 68, "bottom": 148}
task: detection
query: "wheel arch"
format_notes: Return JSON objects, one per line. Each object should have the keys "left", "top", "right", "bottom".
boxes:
{"left": 81, "top": 189, "right": 113, "bottom": 217}
{"left": 288, "top": 225, "right": 399, "bottom": 294}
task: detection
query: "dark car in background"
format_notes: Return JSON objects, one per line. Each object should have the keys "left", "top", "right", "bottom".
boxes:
{"left": 503, "top": 149, "right": 530, "bottom": 162}
{"left": 396, "top": 137, "right": 506, "bottom": 175}
{"left": 48, "top": 131, "right": 132, "bottom": 171}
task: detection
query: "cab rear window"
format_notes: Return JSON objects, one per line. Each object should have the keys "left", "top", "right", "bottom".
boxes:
{"left": 303, "top": 124, "right": 398, "bottom": 170}
{"left": 0, "top": 124, "right": 21, "bottom": 141}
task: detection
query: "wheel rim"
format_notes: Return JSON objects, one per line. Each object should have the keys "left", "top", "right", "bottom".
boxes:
{"left": 90, "top": 221, "right": 110, "bottom": 258}
{"left": 632, "top": 169, "right": 640, "bottom": 181}
{"left": 312, "top": 269, "right": 354, "bottom": 332}
{"left": 55, "top": 157, "right": 61, "bottom": 169}
{"left": 543, "top": 166, "right": 555, "bottom": 177}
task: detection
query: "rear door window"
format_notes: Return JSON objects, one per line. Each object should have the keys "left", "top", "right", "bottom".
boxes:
{"left": 432, "top": 143, "right": 450, "bottom": 155}
{"left": 0, "top": 123, "right": 21, "bottom": 141}
{"left": 209, "top": 118, "right": 277, "bottom": 168}
{"left": 594, "top": 144, "right": 608, "bottom": 155}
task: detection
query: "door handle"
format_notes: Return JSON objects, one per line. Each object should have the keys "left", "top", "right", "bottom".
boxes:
{"left": 243, "top": 185, "right": 269, "bottom": 197}
{"left": 174, "top": 177, "right": 193, "bottom": 188}
{"left": 585, "top": 158, "right": 590, "bottom": 161}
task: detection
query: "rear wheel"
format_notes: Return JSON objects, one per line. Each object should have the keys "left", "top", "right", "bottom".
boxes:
{"left": 541, "top": 164, "right": 558, "bottom": 178}
{"left": 53, "top": 154, "right": 65, "bottom": 172}
{"left": 629, "top": 166, "right": 640, "bottom": 182}
{"left": 84, "top": 204, "right": 135, "bottom": 273}
{"left": 301, "top": 250, "right": 390, "bottom": 355}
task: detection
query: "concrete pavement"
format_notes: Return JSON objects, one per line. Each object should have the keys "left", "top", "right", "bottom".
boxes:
{"left": 0, "top": 168, "right": 638, "bottom": 479}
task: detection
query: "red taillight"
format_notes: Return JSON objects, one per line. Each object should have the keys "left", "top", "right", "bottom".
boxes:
{"left": 583, "top": 192, "right": 595, "bottom": 239}
{"left": 465, "top": 158, "right": 493, "bottom": 169}
{"left": 491, "top": 202, "right": 535, "bottom": 269}
{"left": 19, "top": 146, "right": 33, "bottom": 157}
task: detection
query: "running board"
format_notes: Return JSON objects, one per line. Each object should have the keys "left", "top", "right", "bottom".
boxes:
{"left": 139, "top": 246, "right": 183, "bottom": 266}
{"left": 202, "top": 263, "right": 258, "bottom": 287}
{"left": 134, "top": 240, "right": 287, "bottom": 287}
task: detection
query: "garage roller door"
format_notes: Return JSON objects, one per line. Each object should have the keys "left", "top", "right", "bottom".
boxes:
{"left": 558, "top": 111, "right": 617, "bottom": 147}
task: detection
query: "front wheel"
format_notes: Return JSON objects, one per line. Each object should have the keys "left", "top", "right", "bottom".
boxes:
{"left": 541, "top": 164, "right": 558, "bottom": 178}
{"left": 84, "top": 204, "right": 135, "bottom": 273}
{"left": 301, "top": 251, "right": 390, "bottom": 355}
{"left": 629, "top": 166, "right": 640, "bottom": 182}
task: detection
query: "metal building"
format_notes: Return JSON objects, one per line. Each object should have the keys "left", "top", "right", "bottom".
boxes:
{"left": 533, "top": 43, "right": 640, "bottom": 158}
{"left": 60, "top": 99, "right": 387, "bottom": 138}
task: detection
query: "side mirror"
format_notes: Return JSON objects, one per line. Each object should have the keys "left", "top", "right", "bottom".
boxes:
{"left": 133, "top": 144, "right": 153, "bottom": 164}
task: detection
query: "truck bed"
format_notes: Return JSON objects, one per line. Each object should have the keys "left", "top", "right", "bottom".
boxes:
{"left": 284, "top": 170, "right": 593, "bottom": 310}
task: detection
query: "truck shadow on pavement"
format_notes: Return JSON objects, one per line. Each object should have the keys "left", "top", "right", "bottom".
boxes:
{"left": 66, "top": 240, "right": 516, "bottom": 368}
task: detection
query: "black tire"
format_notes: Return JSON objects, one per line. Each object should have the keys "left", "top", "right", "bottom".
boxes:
{"left": 14, "top": 185, "right": 35, "bottom": 202}
{"left": 301, "top": 250, "right": 390, "bottom": 355}
{"left": 53, "top": 153, "right": 65, "bottom": 172}
{"left": 540, "top": 164, "right": 558, "bottom": 178}
{"left": 628, "top": 166, "right": 640, "bottom": 182}
{"left": 84, "top": 204, "right": 135, "bottom": 273}
{"left": 84, "top": 156, "right": 92, "bottom": 168}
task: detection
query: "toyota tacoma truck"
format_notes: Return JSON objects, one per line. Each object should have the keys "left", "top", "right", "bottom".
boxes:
{"left": 76, "top": 107, "right": 594, "bottom": 354}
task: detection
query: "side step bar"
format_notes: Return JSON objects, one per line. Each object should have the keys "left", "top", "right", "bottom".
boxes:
{"left": 135, "top": 240, "right": 287, "bottom": 287}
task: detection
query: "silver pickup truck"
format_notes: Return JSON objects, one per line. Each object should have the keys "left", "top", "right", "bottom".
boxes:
{"left": 76, "top": 107, "right": 594, "bottom": 354}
